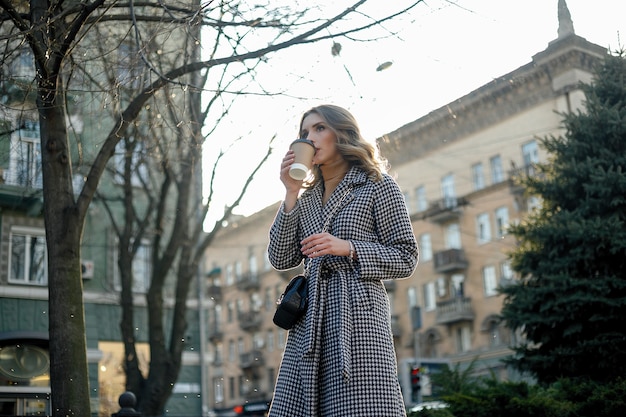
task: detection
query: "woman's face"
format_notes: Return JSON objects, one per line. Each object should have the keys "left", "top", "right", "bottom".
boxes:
{"left": 300, "top": 112, "right": 342, "bottom": 167}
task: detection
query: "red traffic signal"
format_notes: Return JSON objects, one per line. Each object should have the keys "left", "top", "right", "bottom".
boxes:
{"left": 410, "top": 366, "right": 421, "bottom": 391}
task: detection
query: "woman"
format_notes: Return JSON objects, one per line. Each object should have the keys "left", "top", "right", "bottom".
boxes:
{"left": 268, "top": 104, "right": 418, "bottom": 416}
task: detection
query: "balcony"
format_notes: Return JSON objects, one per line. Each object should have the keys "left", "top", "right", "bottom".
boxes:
{"left": 239, "top": 310, "right": 262, "bottom": 332}
{"left": 240, "top": 382, "right": 267, "bottom": 400}
{"left": 207, "top": 320, "right": 223, "bottom": 343}
{"left": 206, "top": 285, "right": 222, "bottom": 301}
{"left": 0, "top": 178, "right": 43, "bottom": 216}
{"left": 436, "top": 297, "right": 475, "bottom": 325}
{"left": 423, "top": 197, "right": 466, "bottom": 223}
{"left": 236, "top": 272, "right": 260, "bottom": 291}
{"left": 433, "top": 248, "right": 469, "bottom": 273}
{"left": 509, "top": 164, "right": 538, "bottom": 194}
{"left": 240, "top": 349, "right": 265, "bottom": 369}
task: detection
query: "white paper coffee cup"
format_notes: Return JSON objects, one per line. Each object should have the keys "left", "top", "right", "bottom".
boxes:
{"left": 289, "top": 139, "right": 315, "bottom": 180}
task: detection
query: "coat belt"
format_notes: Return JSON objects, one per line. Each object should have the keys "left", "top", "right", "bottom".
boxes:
{"left": 303, "top": 258, "right": 353, "bottom": 383}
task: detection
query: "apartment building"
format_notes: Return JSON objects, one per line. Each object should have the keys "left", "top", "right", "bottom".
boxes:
{"left": 0, "top": 3, "right": 206, "bottom": 416}
{"left": 202, "top": 4, "right": 607, "bottom": 413}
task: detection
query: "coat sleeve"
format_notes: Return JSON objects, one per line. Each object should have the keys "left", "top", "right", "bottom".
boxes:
{"left": 268, "top": 202, "right": 306, "bottom": 271}
{"left": 353, "top": 175, "right": 418, "bottom": 281}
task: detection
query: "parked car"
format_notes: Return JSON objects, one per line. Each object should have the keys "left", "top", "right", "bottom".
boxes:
{"left": 409, "top": 401, "right": 449, "bottom": 413}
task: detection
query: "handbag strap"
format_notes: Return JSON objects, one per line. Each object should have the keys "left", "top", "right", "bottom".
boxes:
{"left": 321, "top": 186, "right": 352, "bottom": 233}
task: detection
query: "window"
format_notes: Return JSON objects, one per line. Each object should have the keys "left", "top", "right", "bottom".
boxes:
{"left": 11, "top": 48, "right": 36, "bottom": 80}
{"left": 212, "top": 304, "right": 222, "bottom": 324}
{"left": 471, "top": 162, "right": 485, "bottom": 191}
{"left": 476, "top": 213, "right": 491, "bottom": 244}
{"left": 419, "top": 233, "right": 432, "bottom": 262}
{"left": 250, "top": 292, "right": 262, "bottom": 312}
{"left": 117, "top": 42, "right": 143, "bottom": 88}
{"left": 278, "top": 329, "right": 286, "bottom": 349}
{"left": 451, "top": 274, "right": 465, "bottom": 297}
{"left": 253, "top": 332, "right": 264, "bottom": 350}
{"left": 441, "top": 174, "right": 456, "bottom": 207}
{"left": 221, "top": 374, "right": 234, "bottom": 399}
{"left": 264, "top": 287, "right": 273, "bottom": 310}
{"left": 423, "top": 282, "right": 436, "bottom": 311}
{"left": 522, "top": 140, "right": 539, "bottom": 174}
{"left": 213, "top": 377, "right": 224, "bottom": 404}
{"left": 234, "top": 261, "right": 242, "bottom": 282}
{"left": 225, "top": 264, "right": 234, "bottom": 286}
{"left": 445, "top": 223, "right": 462, "bottom": 249}
{"left": 214, "top": 342, "right": 223, "bottom": 364}
{"left": 527, "top": 196, "right": 541, "bottom": 212}
{"left": 263, "top": 251, "right": 272, "bottom": 271}
{"left": 248, "top": 250, "right": 258, "bottom": 278}
{"left": 112, "top": 139, "right": 149, "bottom": 187}
{"left": 415, "top": 186, "right": 427, "bottom": 212}
{"left": 407, "top": 287, "right": 418, "bottom": 308}
{"left": 8, "top": 120, "right": 42, "bottom": 188}
{"left": 456, "top": 325, "right": 472, "bottom": 353}
{"left": 228, "top": 340, "right": 235, "bottom": 362}
{"left": 490, "top": 155, "right": 504, "bottom": 184}
{"left": 266, "top": 330, "right": 275, "bottom": 352}
{"left": 436, "top": 277, "right": 446, "bottom": 298}
{"left": 500, "top": 261, "right": 514, "bottom": 287}
{"left": 495, "top": 206, "right": 509, "bottom": 238}
{"left": 226, "top": 301, "right": 234, "bottom": 322}
{"left": 501, "top": 261, "right": 514, "bottom": 280}
{"left": 236, "top": 299, "right": 244, "bottom": 318}
{"left": 9, "top": 226, "right": 47, "bottom": 285}
{"left": 483, "top": 265, "right": 498, "bottom": 296}
{"left": 267, "top": 368, "right": 276, "bottom": 391}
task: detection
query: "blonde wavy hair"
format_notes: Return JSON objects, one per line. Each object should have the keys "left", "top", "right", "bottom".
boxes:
{"left": 299, "top": 104, "right": 388, "bottom": 187}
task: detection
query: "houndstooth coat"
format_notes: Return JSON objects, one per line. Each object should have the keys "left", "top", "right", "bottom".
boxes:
{"left": 267, "top": 167, "right": 418, "bottom": 417}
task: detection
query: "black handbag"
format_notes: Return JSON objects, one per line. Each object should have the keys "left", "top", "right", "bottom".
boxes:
{"left": 273, "top": 274, "right": 308, "bottom": 330}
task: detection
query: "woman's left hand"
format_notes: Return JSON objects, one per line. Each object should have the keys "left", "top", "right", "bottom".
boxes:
{"left": 301, "top": 232, "right": 350, "bottom": 258}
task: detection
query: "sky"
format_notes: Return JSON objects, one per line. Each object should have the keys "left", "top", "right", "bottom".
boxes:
{"left": 203, "top": 0, "right": 626, "bottom": 225}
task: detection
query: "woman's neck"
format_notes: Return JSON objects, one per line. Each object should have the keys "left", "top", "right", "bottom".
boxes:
{"left": 320, "top": 161, "right": 349, "bottom": 203}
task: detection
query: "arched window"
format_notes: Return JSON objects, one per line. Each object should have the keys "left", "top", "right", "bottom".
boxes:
{"left": 421, "top": 328, "right": 442, "bottom": 358}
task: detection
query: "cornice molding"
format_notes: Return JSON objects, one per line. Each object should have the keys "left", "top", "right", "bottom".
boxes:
{"left": 380, "top": 35, "right": 607, "bottom": 167}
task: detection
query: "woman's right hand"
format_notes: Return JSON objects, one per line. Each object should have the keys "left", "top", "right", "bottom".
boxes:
{"left": 280, "top": 150, "right": 303, "bottom": 192}
{"left": 280, "top": 150, "right": 302, "bottom": 212}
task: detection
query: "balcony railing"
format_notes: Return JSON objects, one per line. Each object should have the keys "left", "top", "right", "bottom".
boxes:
{"left": 433, "top": 248, "right": 469, "bottom": 273}
{"left": 436, "top": 297, "right": 475, "bottom": 325}
{"left": 240, "top": 349, "right": 265, "bottom": 369}
{"left": 508, "top": 164, "right": 541, "bottom": 192}
{"left": 422, "top": 197, "right": 466, "bottom": 223}
{"left": 238, "top": 310, "right": 262, "bottom": 331}
{"left": 236, "top": 272, "right": 260, "bottom": 291}
{"left": 206, "top": 285, "right": 222, "bottom": 301}
{"left": 1, "top": 166, "right": 43, "bottom": 189}
{"left": 207, "top": 320, "right": 223, "bottom": 343}
{"left": 240, "top": 382, "right": 267, "bottom": 400}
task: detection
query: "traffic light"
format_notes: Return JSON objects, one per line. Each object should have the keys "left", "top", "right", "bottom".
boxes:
{"left": 410, "top": 366, "right": 421, "bottom": 401}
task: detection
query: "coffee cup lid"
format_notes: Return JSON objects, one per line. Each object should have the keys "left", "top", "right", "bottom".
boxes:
{"left": 290, "top": 138, "right": 314, "bottom": 147}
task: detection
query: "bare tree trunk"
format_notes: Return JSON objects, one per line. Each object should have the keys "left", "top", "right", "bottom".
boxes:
{"left": 38, "top": 77, "right": 90, "bottom": 417}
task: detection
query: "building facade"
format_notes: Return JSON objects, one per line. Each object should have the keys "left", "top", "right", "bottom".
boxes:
{"left": 202, "top": 4, "right": 607, "bottom": 413}
{"left": 0, "top": 2, "right": 206, "bottom": 416}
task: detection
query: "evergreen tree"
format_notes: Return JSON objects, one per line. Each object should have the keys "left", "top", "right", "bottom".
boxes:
{"left": 501, "top": 51, "right": 626, "bottom": 384}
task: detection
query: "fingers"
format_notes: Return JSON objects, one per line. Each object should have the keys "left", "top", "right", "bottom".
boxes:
{"left": 280, "top": 150, "right": 302, "bottom": 191}
{"left": 301, "top": 233, "right": 343, "bottom": 258}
